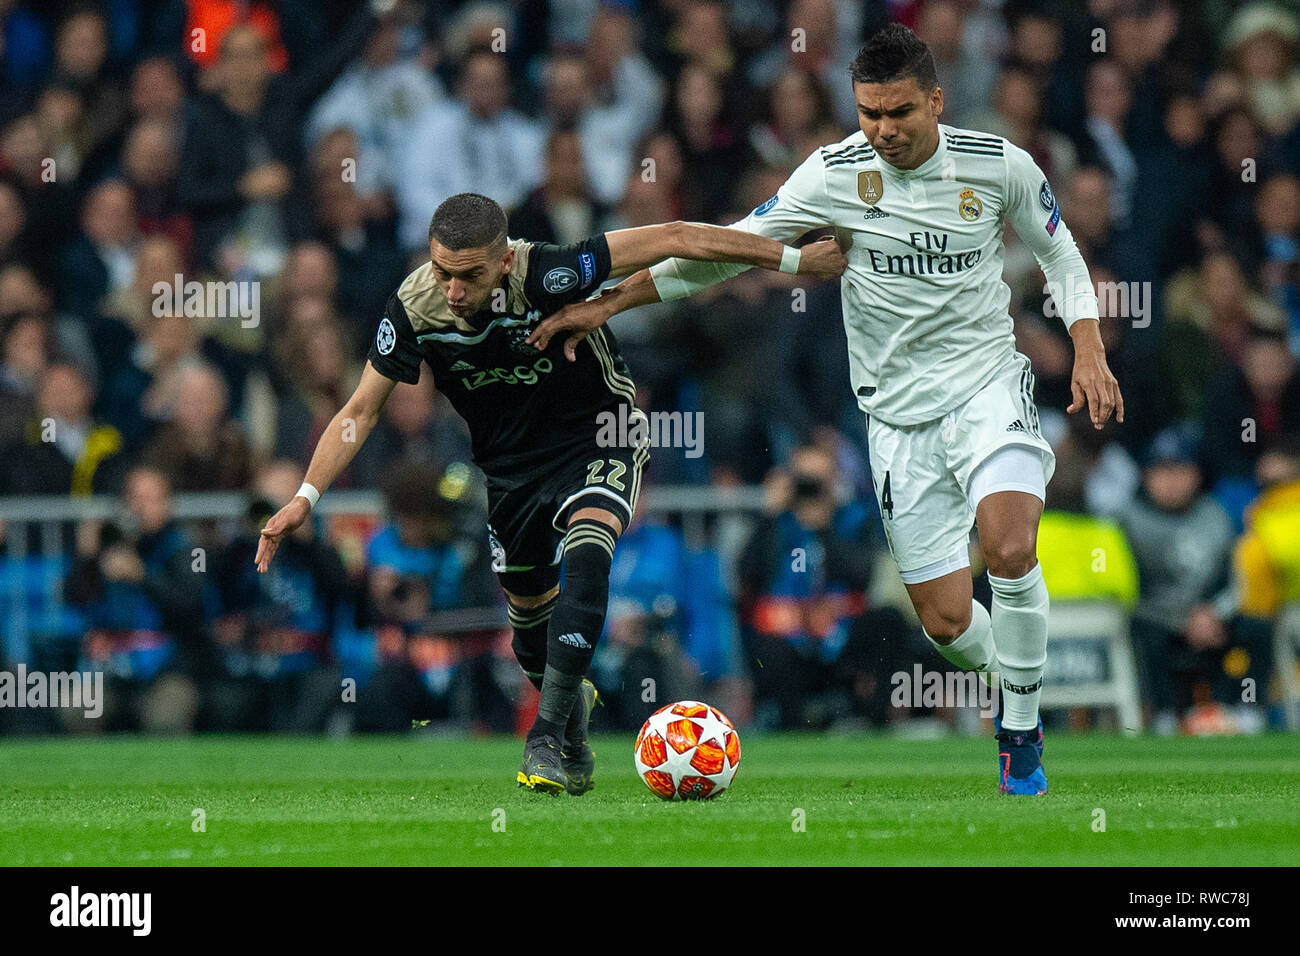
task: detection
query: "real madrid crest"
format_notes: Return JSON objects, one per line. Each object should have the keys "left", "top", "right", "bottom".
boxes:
{"left": 858, "top": 170, "right": 884, "bottom": 205}
{"left": 958, "top": 188, "right": 982, "bottom": 221}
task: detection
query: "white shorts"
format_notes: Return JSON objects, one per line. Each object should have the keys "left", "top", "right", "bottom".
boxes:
{"left": 867, "top": 352, "right": 1056, "bottom": 584}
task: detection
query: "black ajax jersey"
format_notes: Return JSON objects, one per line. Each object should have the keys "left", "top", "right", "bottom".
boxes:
{"left": 367, "top": 235, "right": 638, "bottom": 487}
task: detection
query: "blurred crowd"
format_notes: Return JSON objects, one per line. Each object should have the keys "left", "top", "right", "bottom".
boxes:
{"left": 0, "top": 0, "right": 1298, "bottom": 736}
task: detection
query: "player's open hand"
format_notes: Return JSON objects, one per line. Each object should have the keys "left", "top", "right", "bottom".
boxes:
{"left": 526, "top": 295, "right": 614, "bottom": 362}
{"left": 1067, "top": 344, "right": 1124, "bottom": 430}
{"left": 255, "top": 496, "right": 311, "bottom": 573}
{"left": 797, "top": 237, "right": 848, "bottom": 280}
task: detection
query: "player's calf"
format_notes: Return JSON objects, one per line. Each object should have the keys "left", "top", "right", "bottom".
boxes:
{"left": 507, "top": 593, "right": 557, "bottom": 691}
{"left": 527, "top": 519, "right": 615, "bottom": 745}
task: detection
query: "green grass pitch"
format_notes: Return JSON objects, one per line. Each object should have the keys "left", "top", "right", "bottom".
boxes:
{"left": 2, "top": 733, "right": 1297, "bottom": 865}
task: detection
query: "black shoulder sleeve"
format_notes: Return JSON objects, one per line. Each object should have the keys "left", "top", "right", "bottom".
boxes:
{"left": 520, "top": 234, "right": 613, "bottom": 313}
{"left": 366, "top": 293, "right": 423, "bottom": 385}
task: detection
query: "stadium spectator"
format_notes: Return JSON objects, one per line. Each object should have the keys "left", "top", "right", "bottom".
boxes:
{"left": 915, "top": 0, "right": 996, "bottom": 129}
{"left": 0, "top": 113, "right": 76, "bottom": 283}
{"left": 761, "top": 280, "right": 859, "bottom": 464}
{"left": 305, "top": 7, "right": 443, "bottom": 215}
{"left": 1201, "top": 323, "right": 1300, "bottom": 488}
{"left": 140, "top": 361, "right": 253, "bottom": 491}
{"left": 977, "top": 64, "right": 1077, "bottom": 195}
{"left": 1043, "top": 386, "right": 1140, "bottom": 520}
{"left": 737, "top": 443, "right": 877, "bottom": 729}
{"left": 539, "top": 11, "right": 666, "bottom": 204}
{"left": 0, "top": 310, "right": 45, "bottom": 448}
{"left": 1254, "top": 172, "right": 1300, "bottom": 350}
{"left": 49, "top": 6, "right": 125, "bottom": 166}
{"left": 309, "top": 162, "right": 407, "bottom": 346}
{"left": 1236, "top": 440, "right": 1300, "bottom": 684}
{"left": 1133, "top": 91, "right": 1214, "bottom": 279}
{"left": 746, "top": 0, "right": 887, "bottom": 129}
{"left": 396, "top": 49, "right": 544, "bottom": 251}
{"left": 589, "top": 505, "right": 736, "bottom": 729}
{"left": 508, "top": 126, "right": 611, "bottom": 247}
{"left": 59, "top": 178, "right": 141, "bottom": 323}
{"left": 1164, "top": 252, "right": 1287, "bottom": 422}
{"left": 0, "top": 176, "right": 27, "bottom": 272}
{"left": 351, "top": 373, "right": 472, "bottom": 490}
{"left": 127, "top": 56, "right": 186, "bottom": 127}
{"left": 1120, "top": 426, "right": 1272, "bottom": 735}
{"left": 1205, "top": 107, "right": 1268, "bottom": 259}
{"left": 666, "top": 62, "right": 753, "bottom": 223}
{"left": 66, "top": 465, "right": 214, "bottom": 733}
{"left": 1002, "top": 2, "right": 1081, "bottom": 138}
{"left": 119, "top": 117, "right": 191, "bottom": 259}
{"left": 208, "top": 460, "right": 348, "bottom": 732}
{"left": 748, "top": 69, "right": 836, "bottom": 169}
{"left": 1222, "top": 3, "right": 1300, "bottom": 141}
{"left": 0, "top": 264, "right": 95, "bottom": 386}
{"left": 271, "top": 309, "right": 362, "bottom": 475}
{"left": 355, "top": 462, "right": 500, "bottom": 731}
{"left": 177, "top": 14, "right": 375, "bottom": 274}
{"left": 0, "top": 360, "right": 126, "bottom": 496}
{"left": 1079, "top": 60, "right": 1140, "bottom": 232}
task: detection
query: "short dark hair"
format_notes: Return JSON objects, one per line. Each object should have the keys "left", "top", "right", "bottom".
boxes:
{"left": 428, "top": 193, "right": 508, "bottom": 250}
{"left": 849, "top": 23, "right": 937, "bottom": 91}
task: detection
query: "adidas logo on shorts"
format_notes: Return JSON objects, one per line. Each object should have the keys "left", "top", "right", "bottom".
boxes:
{"left": 450, "top": 360, "right": 474, "bottom": 372}
{"left": 557, "top": 632, "right": 592, "bottom": 649}
{"left": 1005, "top": 419, "right": 1027, "bottom": 433}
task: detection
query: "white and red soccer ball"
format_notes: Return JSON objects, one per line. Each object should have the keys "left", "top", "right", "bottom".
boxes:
{"left": 633, "top": 700, "right": 741, "bottom": 800}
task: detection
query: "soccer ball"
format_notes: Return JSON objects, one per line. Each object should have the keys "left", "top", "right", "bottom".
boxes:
{"left": 633, "top": 700, "right": 741, "bottom": 800}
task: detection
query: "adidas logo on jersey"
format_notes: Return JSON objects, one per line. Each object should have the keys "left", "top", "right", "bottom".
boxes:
{"left": 557, "top": 632, "right": 592, "bottom": 649}
{"left": 862, "top": 207, "right": 891, "bottom": 220}
{"left": 450, "top": 360, "right": 475, "bottom": 372}
{"left": 1005, "top": 419, "right": 1027, "bottom": 433}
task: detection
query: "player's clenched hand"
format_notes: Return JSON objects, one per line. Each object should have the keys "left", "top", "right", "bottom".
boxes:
{"left": 1067, "top": 344, "right": 1124, "bottom": 430}
{"left": 797, "top": 237, "right": 848, "bottom": 280}
{"left": 255, "top": 496, "right": 311, "bottom": 573}
{"left": 526, "top": 294, "right": 615, "bottom": 362}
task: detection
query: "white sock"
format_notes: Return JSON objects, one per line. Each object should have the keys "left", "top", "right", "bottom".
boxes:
{"left": 924, "top": 600, "right": 996, "bottom": 685}
{"left": 990, "top": 564, "right": 1049, "bottom": 731}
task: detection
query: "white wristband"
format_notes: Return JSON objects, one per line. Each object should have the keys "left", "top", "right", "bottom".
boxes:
{"left": 778, "top": 245, "right": 801, "bottom": 274}
{"left": 296, "top": 482, "right": 320, "bottom": 509}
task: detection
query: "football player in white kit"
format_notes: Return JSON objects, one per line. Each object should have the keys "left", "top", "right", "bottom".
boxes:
{"left": 528, "top": 23, "right": 1123, "bottom": 794}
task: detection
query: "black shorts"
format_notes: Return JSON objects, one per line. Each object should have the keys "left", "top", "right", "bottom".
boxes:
{"left": 486, "top": 442, "right": 649, "bottom": 597}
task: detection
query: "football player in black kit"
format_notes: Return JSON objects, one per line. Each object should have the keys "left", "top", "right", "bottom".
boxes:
{"left": 256, "top": 193, "right": 846, "bottom": 794}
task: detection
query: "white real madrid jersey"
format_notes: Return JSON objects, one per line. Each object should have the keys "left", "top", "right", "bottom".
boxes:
{"left": 649, "top": 125, "right": 1101, "bottom": 427}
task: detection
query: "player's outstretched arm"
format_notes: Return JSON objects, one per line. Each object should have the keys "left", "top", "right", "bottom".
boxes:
{"left": 529, "top": 236, "right": 845, "bottom": 362}
{"left": 255, "top": 360, "right": 398, "bottom": 572}
{"left": 603, "top": 221, "right": 846, "bottom": 280}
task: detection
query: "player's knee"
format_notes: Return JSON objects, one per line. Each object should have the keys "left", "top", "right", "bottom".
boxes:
{"left": 919, "top": 602, "right": 973, "bottom": 645}
{"left": 983, "top": 533, "right": 1038, "bottom": 580}
{"left": 561, "top": 520, "right": 615, "bottom": 606}
{"left": 504, "top": 584, "right": 559, "bottom": 610}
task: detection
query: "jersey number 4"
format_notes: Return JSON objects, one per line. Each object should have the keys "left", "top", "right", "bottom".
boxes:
{"left": 881, "top": 470, "right": 894, "bottom": 519}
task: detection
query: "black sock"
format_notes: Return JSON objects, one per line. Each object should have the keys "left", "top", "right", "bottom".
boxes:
{"left": 508, "top": 594, "right": 556, "bottom": 692}
{"left": 564, "top": 685, "right": 588, "bottom": 743}
{"left": 526, "top": 521, "right": 614, "bottom": 741}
